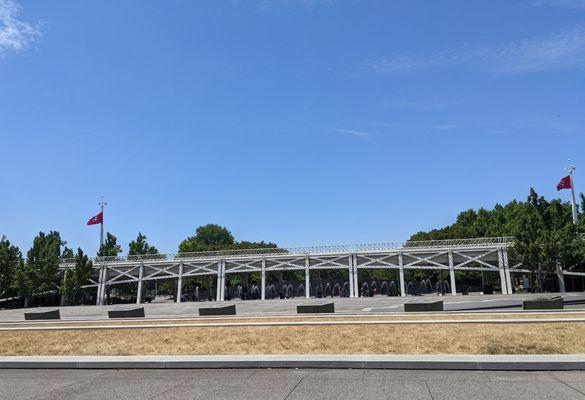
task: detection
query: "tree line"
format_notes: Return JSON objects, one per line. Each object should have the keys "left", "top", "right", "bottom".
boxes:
{"left": 410, "top": 188, "right": 585, "bottom": 291}
{"left": 0, "top": 224, "right": 276, "bottom": 306}
{"left": 1, "top": 189, "right": 584, "bottom": 305}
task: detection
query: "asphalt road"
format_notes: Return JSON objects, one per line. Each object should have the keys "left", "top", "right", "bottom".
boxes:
{"left": 2, "top": 293, "right": 585, "bottom": 322}
{"left": 3, "top": 368, "right": 585, "bottom": 400}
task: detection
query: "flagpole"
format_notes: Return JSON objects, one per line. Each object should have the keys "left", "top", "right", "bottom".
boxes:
{"left": 568, "top": 161, "right": 578, "bottom": 225}
{"left": 98, "top": 197, "right": 107, "bottom": 249}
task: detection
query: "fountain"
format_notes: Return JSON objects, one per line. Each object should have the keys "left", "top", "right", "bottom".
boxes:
{"left": 361, "top": 282, "right": 369, "bottom": 297}
{"left": 380, "top": 281, "right": 388, "bottom": 295}
{"left": 297, "top": 284, "right": 305, "bottom": 297}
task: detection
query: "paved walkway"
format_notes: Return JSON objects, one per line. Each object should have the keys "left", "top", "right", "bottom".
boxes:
{"left": 3, "top": 368, "right": 585, "bottom": 399}
{"left": 2, "top": 293, "right": 585, "bottom": 322}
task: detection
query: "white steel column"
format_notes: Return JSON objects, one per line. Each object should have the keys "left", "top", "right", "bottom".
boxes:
{"left": 221, "top": 259, "right": 226, "bottom": 301}
{"left": 176, "top": 261, "right": 183, "bottom": 303}
{"left": 136, "top": 262, "right": 144, "bottom": 304}
{"left": 352, "top": 254, "right": 359, "bottom": 297}
{"left": 502, "top": 248, "right": 513, "bottom": 294}
{"left": 556, "top": 261, "right": 566, "bottom": 293}
{"left": 95, "top": 266, "right": 102, "bottom": 306}
{"left": 98, "top": 264, "right": 107, "bottom": 305}
{"left": 398, "top": 251, "right": 405, "bottom": 297}
{"left": 448, "top": 250, "right": 457, "bottom": 295}
{"left": 348, "top": 254, "right": 354, "bottom": 298}
{"left": 216, "top": 260, "right": 222, "bottom": 302}
{"left": 261, "top": 258, "right": 266, "bottom": 300}
{"left": 305, "top": 255, "right": 310, "bottom": 299}
{"left": 498, "top": 248, "right": 509, "bottom": 295}
{"left": 60, "top": 270, "right": 68, "bottom": 306}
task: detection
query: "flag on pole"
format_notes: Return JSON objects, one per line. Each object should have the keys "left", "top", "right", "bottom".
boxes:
{"left": 556, "top": 175, "right": 572, "bottom": 191}
{"left": 86, "top": 212, "right": 103, "bottom": 225}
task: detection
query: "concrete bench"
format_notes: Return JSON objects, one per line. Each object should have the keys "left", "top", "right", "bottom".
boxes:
{"left": 523, "top": 297, "right": 564, "bottom": 310}
{"left": 404, "top": 300, "right": 444, "bottom": 312}
{"left": 24, "top": 309, "right": 61, "bottom": 320}
{"left": 297, "top": 303, "right": 335, "bottom": 314}
{"left": 199, "top": 304, "right": 236, "bottom": 316}
{"left": 108, "top": 307, "right": 145, "bottom": 318}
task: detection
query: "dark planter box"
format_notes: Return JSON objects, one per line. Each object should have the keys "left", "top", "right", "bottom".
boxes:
{"left": 297, "top": 303, "right": 335, "bottom": 314}
{"left": 404, "top": 300, "right": 443, "bottom": 312}
{"left": 108, "top": 307, "right": 145, "bottom": 318}
{"left": 199, "top": 304, "right": 236, "bottom": 316}
{"left": 523, "top": 297, "right": 564, "bottom": 310}
{"left": 483, "top": 286, "right": 494, "bottom": 295}
{"left": 24, "top": 309, "right": 60, "bottom": 320}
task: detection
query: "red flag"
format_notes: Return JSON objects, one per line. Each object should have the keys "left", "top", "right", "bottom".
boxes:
{"left": 86, "top": 212, "right": 103, "bottom": 225}
{"left": 556, "top": 175, "right": 572, "bottom": 191}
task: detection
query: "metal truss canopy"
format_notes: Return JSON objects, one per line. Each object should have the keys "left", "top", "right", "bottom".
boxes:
{"left": 59, "top": 236, "right": 515, "bottom": 267}
{"left": 53, "top": 236, "right": 523, "bottom": 306}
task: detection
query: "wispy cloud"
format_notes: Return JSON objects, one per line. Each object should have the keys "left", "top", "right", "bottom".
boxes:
{"left": 0, "top": 0, "right": 40, "bottom": 56}
{"left": 430, "top": 124, "right": 457, "bottom": 131}
{"left": 257, "top": 0, "right": 337, "bottom": 10}
{"left": 384, "top": 98, "right": 459, "bottom": 112}
{"left": 367, "top": 26, "right": 585, "bottom": 74}
{"left": 533, "top": 0, "right": 585, "bottom": 9}
{"left": 333, "top": 127, "right": 373, "bottom": 141}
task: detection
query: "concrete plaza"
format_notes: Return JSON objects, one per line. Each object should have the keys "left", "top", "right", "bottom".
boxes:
{"left": 2, "top": 292, "right": 585, "bottom": 322}
{"left": 2, "top": 368, "right": 585, "bottom": 400}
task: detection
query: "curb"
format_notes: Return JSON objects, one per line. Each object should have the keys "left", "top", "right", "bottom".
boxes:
{"left": 1, "top": 355, "right": 585, "bottom": 370}
{"left": 1, "top": 317, "right": 585, "bottom": 332}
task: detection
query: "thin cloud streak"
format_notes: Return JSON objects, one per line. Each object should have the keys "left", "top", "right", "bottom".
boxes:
{"left": 257, "top": 0, "right": 337, "bottom": 10}
{"left": 367, "top": 25, "right": 585, "bottom": 74}
{"left": 431, "top": 124, "right": 457, "bottom": 131}
{"left": 333, "top": 128, "right": 373, "bottom": 142}
{"left": 0, "top": 0, "right": 40, "bottom": 56}
{"left": 533, "top": 0, "right": 585, "bottom": 8}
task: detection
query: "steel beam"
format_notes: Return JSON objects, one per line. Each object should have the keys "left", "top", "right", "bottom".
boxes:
{"left": 498, "top": 248, "right": 509, "bottom": 295}
{"left": 502, "top": 247, "right": 513, "bottom": 294}
{"left": 398, "top": 251, "right": 405, "bottom": 297}
{"left": 448, "top": 250, "right": 456, "bottom": 295}
{"left": 136, "top": 262, "right": 144, "bottom": 304}
{"left": 348, "top": 254, "right": 354, "bottom": 298}
{"left": 176, "top": 261, "right": 183, "bottom": 303}
{"left": 305, "top": 255, "right": 310, "bottom": 299}
{"left": 261, "top": 258, "right": 266, "bottom": 301}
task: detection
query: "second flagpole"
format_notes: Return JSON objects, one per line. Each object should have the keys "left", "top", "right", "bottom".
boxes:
{"left": 568, "top": 162, "right": 578, "bottom": 225}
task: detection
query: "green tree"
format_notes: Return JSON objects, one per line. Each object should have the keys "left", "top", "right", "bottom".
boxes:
{"left": 15, "top": 231, "right": 71, "bottom": 306}
{"left": 61, "top": 248, "right": 93, "bottom": 305}
{"left": 512, "top": 189, "right": 583, "bottom": 291}
{"left": 128, "top": 233, "right": 158, "bottom": 255}
{"left": 98, "top": 232, "right": 122, "bottom": 257}
{"left": 410, "top": 188, "right": 585, "bottom": 291}
{"left": 179, "top": 224, "right": 235, "bottom": 252}
{"left": 0, "top": 236, "right": 22, "bottom": 297}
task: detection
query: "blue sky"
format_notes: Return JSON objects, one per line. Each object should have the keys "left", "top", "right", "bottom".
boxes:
{"left": 1, "top": 0, "right": 584, "bottom": 255}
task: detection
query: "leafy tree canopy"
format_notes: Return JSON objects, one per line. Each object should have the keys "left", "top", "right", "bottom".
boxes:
{"left": 16, "top": 231, "right": 71, "bottom": 297}
{"left": 98, "top": 232, "right": 122, "bottom": 257}
{"left": 61, "top": 248, "right": 93, "bottom": 300}
{"left": 0, "top": 236, "right": 22, "bottom": 296}
{"left": 409, "top": 188, "right": 585, "bottom": 291}
{"left": 179, "top": 224, "right": 277, "bottom": 253}
{"left": 128, "top": 233, "right": 158, "bottom": 255}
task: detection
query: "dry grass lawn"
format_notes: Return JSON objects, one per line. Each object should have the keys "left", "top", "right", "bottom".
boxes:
{"left": 0, "top": 322, "right": 584, "bottom": 356}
